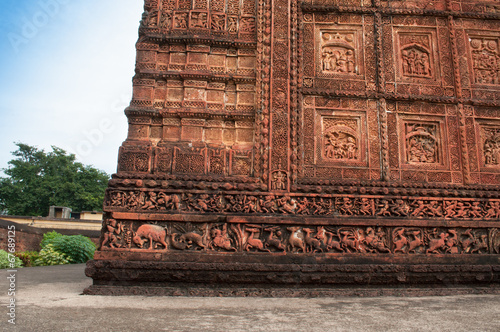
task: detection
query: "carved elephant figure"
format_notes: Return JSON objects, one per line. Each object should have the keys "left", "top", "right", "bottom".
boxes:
{"left": 133, "top": 224, "right": 168, "bottom": 250}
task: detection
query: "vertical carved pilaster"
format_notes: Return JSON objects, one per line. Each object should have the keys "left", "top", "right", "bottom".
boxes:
{"left": 269, "top": 0, "right": 290, "bottom": 191}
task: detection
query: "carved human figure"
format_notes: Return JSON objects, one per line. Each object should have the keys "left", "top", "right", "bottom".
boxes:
{"left": 376, "top": 199, "right": 391, "bottom": 216}
{"left": 174, "top": 13, "right": 188, "bottom": 29}
{"left": 142, "top": 192, "right": 158, "bottom": 210}
{"left": 401, "top": 47, "right": 431, "bottom": 78}
{"left": 485, "top": 201, "right": 500, "bottom": 219}
{"left": 359, "top": 198, "right": 374, "bottom": 216}
{"left": 483, "top": 129, "right": 500, "bottom": 166}
{"left": 427, "top": 200, "right": 443, "bottom": 217}
{"left": 277, "top": 196, "right": 295, "bottom": 214}
{"left": 209, "top": 227, "right": 235, "bottom": 251}
{"left": 141, "top": 10, "right": 158, "bottom": 27}
{"left": 101, "top": 219, "right": 124, "bottom": 248}
{"left": 455, "top": 202, "right": 470, "bottom": 218}
{"left": 444, "top": 201, "right": 457, "bottom": 218}
{"left": 324, "top": 131, "right": 357, "bottom": 160}
{"left": 260, "top": 195, "right": 277, "bottom": 213}
{"left": 296, "top": 197, "right": 310, "bottom": 215}
{"left": 411, "top": 200, "right": 427, "bottom": 217}
{"left": 127, "top": 191, "right": 139, "bottom": 210}
{"left": 470, "top": 38, "right": 500, "bottom": 84}
{"left": 321, "top": 47, "right": 356, "bottom": 74}
{"left": 190, "top": 12, "right": 208, "bottom": 29}
{"left": 469, "top": 202, "right": 483, "bottom": 218}
{"left": 160, "top": 12, "right": 172, "bottom": 29}
{"left": 390, "top": 199, "right": 409, "bottom": 216}
{"left": 227, "top": 16, "right": 238, "bottom": 33}
{"left": 264, "top": 227, "right": 286, "bottom": 252}
{"left": 272, "top": 170, "right": 287, "bottom": 190}
{"left": 111, "top": 191, "right": 124, "bottom": 207}
{"left": 406, "top": 125, "right": 438, "bottom": 164}
{"left": 362, "top": 227, "right": 390, "bottom": 253}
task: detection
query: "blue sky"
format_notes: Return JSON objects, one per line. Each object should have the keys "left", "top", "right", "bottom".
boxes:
{"left": 0, "top": 0, "right": 143, "bottom": 175}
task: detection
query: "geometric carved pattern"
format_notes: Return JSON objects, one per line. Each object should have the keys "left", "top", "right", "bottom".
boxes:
{"left": 118, "top": 152, "right": 150, "bottom": 172}
{"left": 173, "top": 148, "right": 206, "bottom": 174}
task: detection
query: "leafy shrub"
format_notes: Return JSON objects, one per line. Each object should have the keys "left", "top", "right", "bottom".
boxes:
{"left": 40, "top": 231, "right": 64, "bottom": 248}
{"left": 35, "top": 244, "right": 70, "bottom": 266}
{"left": 50, "top": 235, "right": 96, "bottom": 264}
{"left": 0, "top": 249, "right": 23, "bottom": 269}
{"left": 15, "top": 251, "right": 40, "bottom": 267}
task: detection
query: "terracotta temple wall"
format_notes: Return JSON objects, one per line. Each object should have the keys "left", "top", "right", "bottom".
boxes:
{"left": 86, "top": 0, "right": 500, "bottom": 295}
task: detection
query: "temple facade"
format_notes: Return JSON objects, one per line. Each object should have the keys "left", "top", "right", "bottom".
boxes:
{"left": 86, "top": 0, "right": 500, "bottom": 295}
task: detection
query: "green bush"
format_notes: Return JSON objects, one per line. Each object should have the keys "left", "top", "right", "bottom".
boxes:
{"left": 0, "top": 249, "right": 23, "bottom": 269}
{"left": 40, "top": 231, "right": 64, "bottom": 248}
{"left": 35, "top": 244, "right": 70, "bottom": 266}
{"left": 50, "top": 235, "right": 96, "bottom": 264}
{"left": 15, "top": 251, "right": 40, "bottom": 267}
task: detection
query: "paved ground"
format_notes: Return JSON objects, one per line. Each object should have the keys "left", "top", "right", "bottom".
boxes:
{"left": 1, "top": 264, "right": 500, "bottom": 331}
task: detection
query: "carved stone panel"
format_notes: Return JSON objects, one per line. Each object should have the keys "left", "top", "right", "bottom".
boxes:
{"left": 318, "top": 30, "right": 362, "bottom": 77}
{"left": 387, "top": 101, "right": 461, "bottom": 184}
{"left": 302, "top": 14, "right": 376, "bottom": 94}
{"left": 402, "top": 121, "right": 442, "bottom": 165}
{"left": 456, "top": 20, "right": 500, "bottom": 101}
{"left": 382, "top": 17, "right": 454, "bottom": 98}
{"left": 118, "top": 148, "right": 152, "bottom": 173}
{"left": 300, "top": 97, "right": 379, "bottom": 181}
{"left": 379, "top": 0, "right": 447, "bottom": 11}
{"left": 397, "top": 33, "right": 435, "bottom": 80}
{"left": 321, "top": 115, "right": 364, "bottom": 164}
{"left": 469, "top": 36, "right": 500, "bottom": 85}
{"left": 471, "top": 111, "right": 500, "bottom": 185}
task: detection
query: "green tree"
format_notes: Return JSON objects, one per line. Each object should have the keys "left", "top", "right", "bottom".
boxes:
{"left": 0, "top": 143, "right": 109, "bottom": 216}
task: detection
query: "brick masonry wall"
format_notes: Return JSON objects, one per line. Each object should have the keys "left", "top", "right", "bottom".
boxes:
{"left": 0, "top": 219, "right": 100, "bottom": 252}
